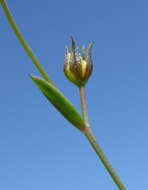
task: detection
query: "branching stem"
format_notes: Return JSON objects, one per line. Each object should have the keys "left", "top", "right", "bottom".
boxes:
{"left": 79, "top": 86, "right": 127, "bottom": 190}
{"left": 0, "top": 1, "right": 127, "bottom": 189}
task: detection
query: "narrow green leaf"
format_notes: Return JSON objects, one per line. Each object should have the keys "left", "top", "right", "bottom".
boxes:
{"left": 30, "top": 75, "right": 86, "bottom": 131}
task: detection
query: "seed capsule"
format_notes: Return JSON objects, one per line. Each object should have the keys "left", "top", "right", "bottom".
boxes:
{"left": 64, "top": 37, "right": 93, "bottom": 87}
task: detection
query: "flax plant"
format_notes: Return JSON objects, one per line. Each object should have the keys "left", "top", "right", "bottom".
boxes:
{"left": 0, "top": 1, "right": 127, "bottom": 189}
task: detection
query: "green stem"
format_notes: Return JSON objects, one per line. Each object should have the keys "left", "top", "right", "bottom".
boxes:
{"left": 79, "top": 86, "right": 127, "bottom": 190}
{"left": 0, "top": 0, "right": 53, "bottom": 84}
{"left": 79, "top": 86, "right": 90, "bottom": 127}
{"left": 84, "top": 128, "right": 127, "bottom": 190}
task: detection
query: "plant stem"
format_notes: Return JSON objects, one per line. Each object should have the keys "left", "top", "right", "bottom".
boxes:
{"left": 79, "top": 86, "right": 127, "bottom": 190}
{"left": 79, "top": 86, "right": 90, "bottom": 127}
{"left": 84, "top": 128, "right": 127, "bottom": 190}
{"left": 0, "top": 0, "right": 53, "bottom": 84}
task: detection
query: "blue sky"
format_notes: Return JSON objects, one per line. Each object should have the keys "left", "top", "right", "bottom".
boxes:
{"left": 0, "top": 0, "right": 148, "bottom": 189}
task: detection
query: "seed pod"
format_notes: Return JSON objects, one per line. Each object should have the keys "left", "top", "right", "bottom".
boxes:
{"left": 64, "top": 37, "right": 93, "bottom": 87}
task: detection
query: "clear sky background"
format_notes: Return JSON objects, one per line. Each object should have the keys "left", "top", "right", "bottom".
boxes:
{"left": 0, "top": 0, "right": 148, "bottom": 189}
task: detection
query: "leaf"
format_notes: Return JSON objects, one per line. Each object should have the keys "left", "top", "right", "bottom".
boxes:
{"left": 30, "top": 75, "right": 86, "bottom": 131}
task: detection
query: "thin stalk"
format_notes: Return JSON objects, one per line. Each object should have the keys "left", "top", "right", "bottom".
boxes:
{"left": 79, "top": 86, "right": 127, "bottom": 190}
{"left": 0, "top": 0, "right": 53, "bottom": 84}
{"left": 84, "top": 128, "right": 127, "bottom": 190}
{"left": 79, "top": 86, "right": 90, "bottom": 127}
